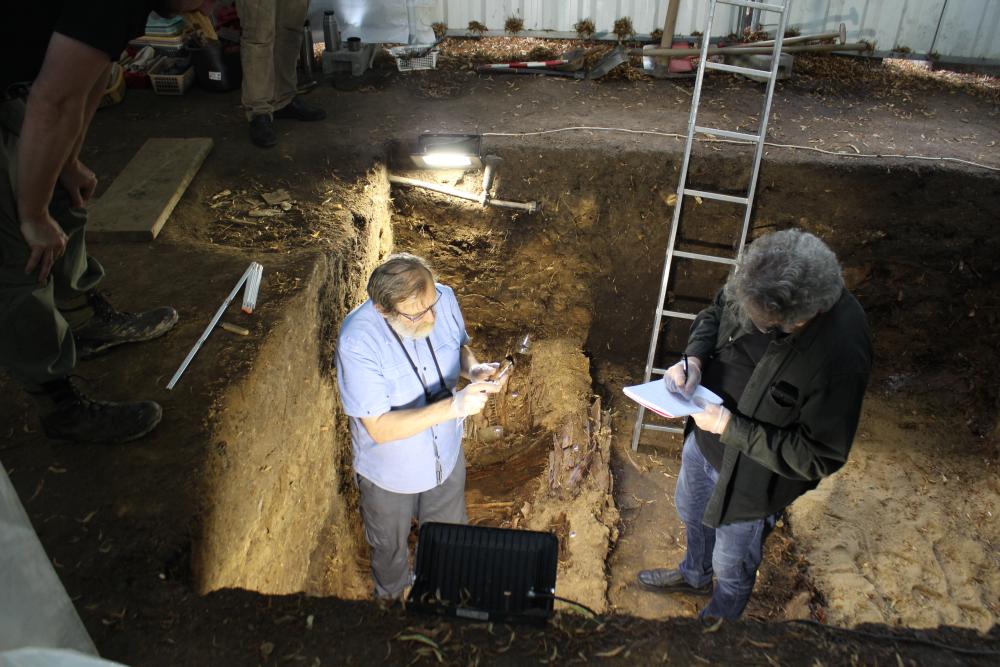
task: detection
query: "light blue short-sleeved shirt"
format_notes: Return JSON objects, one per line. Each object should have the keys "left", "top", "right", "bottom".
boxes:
{"left": 335, "top": 284, "right": 470, "bottom": 494}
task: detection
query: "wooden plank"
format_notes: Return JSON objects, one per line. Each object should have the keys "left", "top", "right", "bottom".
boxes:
{"left": 87, "top": 137, "right": 213, "bottom": 241}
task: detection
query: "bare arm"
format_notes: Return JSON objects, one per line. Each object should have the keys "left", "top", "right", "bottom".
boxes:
{"left": 17, "top": 33, "right": 109, "bottom": 282}
{"left": 361, "top": 397, "right": 458, "bottom": 444}
{"left": 57, "top": 60, "right": 108, "bottom": 207}
{"left": 66, "top": 61, "right": 108, "bottom": 168}
{"left": 361, "top": 380, "right": 500, "bottom": 444}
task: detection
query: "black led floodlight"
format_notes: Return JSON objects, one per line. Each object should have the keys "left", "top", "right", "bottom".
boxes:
{"left": 407, "top": 522, "right": 559, "bottom": 625}
{"left": 410, "top": 133, "right": 483, "bottom": 169}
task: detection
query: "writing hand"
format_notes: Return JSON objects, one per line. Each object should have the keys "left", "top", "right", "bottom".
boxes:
{"left": 664, "top": 356, "right": 701, "bottom": 399}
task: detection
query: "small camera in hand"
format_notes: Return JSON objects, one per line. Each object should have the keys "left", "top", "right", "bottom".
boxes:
{"left": 426, "top": 386, "right": 453, "bottom": 403}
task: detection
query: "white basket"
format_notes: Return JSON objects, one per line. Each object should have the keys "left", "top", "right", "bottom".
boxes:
{"left": 388, "top": 45, "right": 439, "bottom": 72}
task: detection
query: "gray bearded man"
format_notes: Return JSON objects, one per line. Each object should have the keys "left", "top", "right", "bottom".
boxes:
{"left": 336, "top": 254, "right": 502, "bottom": 598}
{"left": 638, "top": 229, "right": 872, "bottom": 621}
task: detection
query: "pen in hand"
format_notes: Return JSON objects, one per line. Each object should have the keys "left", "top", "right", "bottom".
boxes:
{"left": 682, "top": 353, "right": 689, "bottom": 384}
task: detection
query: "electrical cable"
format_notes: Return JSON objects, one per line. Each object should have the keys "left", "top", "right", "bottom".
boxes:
{"left": 783, "top": 619, "right": 1000, "bottom": 657}
{"left": 481, "top": 126, "right": 1000, "bottom": 172}
{"left": 526, "top": 590, "right": 600, "bottom": 618}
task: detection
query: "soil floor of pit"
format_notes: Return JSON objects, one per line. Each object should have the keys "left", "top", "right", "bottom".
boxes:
{"left": 2, "top": 51, "right": 1000, "bottom": 665}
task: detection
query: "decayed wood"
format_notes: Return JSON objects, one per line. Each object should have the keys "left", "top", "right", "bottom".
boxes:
{"left": 549, "top": 396, "right": 613, "bottom": 498}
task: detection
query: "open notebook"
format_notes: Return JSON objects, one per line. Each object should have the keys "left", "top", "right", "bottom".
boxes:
{"left": 623, "top": 379, "right": 723, "bottom": 419}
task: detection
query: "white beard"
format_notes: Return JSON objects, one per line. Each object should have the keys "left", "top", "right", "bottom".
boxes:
{"left": 387, "top": 315, "right": 434, "bottom": 340}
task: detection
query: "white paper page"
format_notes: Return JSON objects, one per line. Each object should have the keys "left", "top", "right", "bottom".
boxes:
{"left": 623, "top": 380, "right": 723, "bottom": 418}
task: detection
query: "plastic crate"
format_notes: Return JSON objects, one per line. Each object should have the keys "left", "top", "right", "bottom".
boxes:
{"left": 388, "top": 45, "right": 438, "bottom": 72}
{"left": 149, "top": 58, "right": 195, "bottom": 95}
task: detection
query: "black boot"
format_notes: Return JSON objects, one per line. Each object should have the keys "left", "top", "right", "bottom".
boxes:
{"left": 273, "top": 96, "right": 326, "bottom": 121}
{"left": 73, "top": 291, "right": 178, "bottom": 360}
{"left": 30, "top": 377, "right": 162, "bottom": 444}
{"left": 249, "top": 113, "right": 277, "bottom": 147}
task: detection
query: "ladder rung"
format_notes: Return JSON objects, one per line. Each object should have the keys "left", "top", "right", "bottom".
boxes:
{"left": 682, "top": 188, "right": 749, "bottom": 205}
{"left": 642, "top": 424, "right": 685, "bottom": 434}
{"left": 694, "top": 125, "right": 760, "bottom": 143}
{"left": 673, "top": 250, "right": 738, "bottom": 265}
{"left": 651, "top": 367, "right": 668, "bottom": 376}
{"left": 660, "top": 308, "right": 697, "bottom": 320}
{"left": 718, "top": 0, "right": 785, "bottom": 13}
{"left": 705, "top": 61, "right": 771, "bottom": 78}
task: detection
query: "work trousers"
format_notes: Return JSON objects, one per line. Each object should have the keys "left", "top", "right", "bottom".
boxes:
{"left": 236, "top": 0, "right": 310, "bottom": 118}
{"left": 356, "top": 450, "right": 468, "bottom": 599}
{"left": 675, "top": 432, "right": 777, "bottom": 620}
{"left": 0, "top": 98, "right": 102, "bottom": 390}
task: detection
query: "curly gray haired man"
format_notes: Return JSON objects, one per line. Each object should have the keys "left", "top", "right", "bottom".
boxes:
{"left": 638, "top": 229, "right": 872, "bottom": 622}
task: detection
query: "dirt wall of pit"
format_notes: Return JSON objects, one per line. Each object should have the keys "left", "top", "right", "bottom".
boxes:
{"left": 194, "top": 165, "right": 393, "bottom": 596}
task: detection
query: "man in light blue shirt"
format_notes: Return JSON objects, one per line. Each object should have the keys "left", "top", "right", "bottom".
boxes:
{"left": 336, "top": 253, "right": 501, "bottom": 598}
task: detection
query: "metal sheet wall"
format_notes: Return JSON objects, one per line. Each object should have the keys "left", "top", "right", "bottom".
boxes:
{"left": 424, "top": 0, "right": 1000, "bottom": 63}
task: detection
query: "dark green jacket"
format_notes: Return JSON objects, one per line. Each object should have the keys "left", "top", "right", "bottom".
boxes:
{"left": 685, "top": 288, "right": 872, "bottom": 527}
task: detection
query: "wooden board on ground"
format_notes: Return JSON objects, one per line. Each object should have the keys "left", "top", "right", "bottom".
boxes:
{"left": 88, "top": 137, "right": 213, "bottom": 241}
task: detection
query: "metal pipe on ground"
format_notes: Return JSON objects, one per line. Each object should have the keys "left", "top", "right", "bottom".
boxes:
{"left": 633, "top": 42, "right": 871, "bottom": 58}
{"left": 746, "top": 27, "right": 845, "bottom": 48}
{"left": 388, "top": 174, "right": 539, "bottom": 213}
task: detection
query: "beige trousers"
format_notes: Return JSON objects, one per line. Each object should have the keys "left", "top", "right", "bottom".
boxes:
{"left": 236, "top": 0, "right": 310, "bottom": 118}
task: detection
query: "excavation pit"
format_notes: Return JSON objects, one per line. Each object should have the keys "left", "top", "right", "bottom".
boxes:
{"left": 1, "top": 66, "right": 999, "bottom": 663}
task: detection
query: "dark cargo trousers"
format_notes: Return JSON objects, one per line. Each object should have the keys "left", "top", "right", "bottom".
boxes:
{"left": 0, "top": 98, "right": 102, "bottom": 390}
{"left": 356, "top": 451, "right": 468, "bottom": 599}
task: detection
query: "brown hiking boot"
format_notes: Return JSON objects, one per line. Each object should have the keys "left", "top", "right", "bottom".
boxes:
{"left": 73, "top": 291, "right": 178, "bottom": 360}
{"left": 30, "top": 377, "right": 162, "bottom": 444}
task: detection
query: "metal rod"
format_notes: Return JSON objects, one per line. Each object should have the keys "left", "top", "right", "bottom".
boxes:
{"left": 388, "top": 174, "right": 538, "bottom": 212}
{"left": 635, "top": 41, "right": 870, "bottom": 57}
{"left": 743, "top": 27, "right": 844, "bottom": 48}
{"left": 488, "top": 197, "right": 539, "bottom": 212}
{"left": 481, "top": 156, "right": 501, "bottom": 198}
{"left": 389, "top": 174, "right": 481, "bottom": 202}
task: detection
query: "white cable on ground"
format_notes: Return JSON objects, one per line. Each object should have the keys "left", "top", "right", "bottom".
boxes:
{"left": 481, "top": 126, "right": 1000, "bottom": 172}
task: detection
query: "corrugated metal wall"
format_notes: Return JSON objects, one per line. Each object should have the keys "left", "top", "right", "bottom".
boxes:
{"left": 425, "top": 0, "right": 1000, "bottom": 64}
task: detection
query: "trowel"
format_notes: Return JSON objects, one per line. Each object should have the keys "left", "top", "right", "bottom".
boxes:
{"left": 586, "top": 47, "right": 628, "bottom": 79}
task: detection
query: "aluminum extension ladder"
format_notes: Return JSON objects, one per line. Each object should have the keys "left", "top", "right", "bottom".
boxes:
{"left": 630, "top": 0, "right": 791, "bottom": 451}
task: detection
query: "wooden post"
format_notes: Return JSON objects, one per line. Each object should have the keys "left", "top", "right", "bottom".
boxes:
{"left": 660, "top": 0, "right": 681, "bottom": 70}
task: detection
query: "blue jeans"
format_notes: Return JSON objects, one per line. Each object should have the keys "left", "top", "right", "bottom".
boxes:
{"left": 675, "top": 432, "right": 776, "bottom": 619}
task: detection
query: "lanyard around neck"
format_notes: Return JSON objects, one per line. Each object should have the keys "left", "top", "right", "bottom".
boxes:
{"left": 386, "top": 321, "right": 447, "bottom": 400}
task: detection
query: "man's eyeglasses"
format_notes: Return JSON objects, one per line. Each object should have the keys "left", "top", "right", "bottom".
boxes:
{"left": 395, "top": 288, "right": 442, "bottom": 322}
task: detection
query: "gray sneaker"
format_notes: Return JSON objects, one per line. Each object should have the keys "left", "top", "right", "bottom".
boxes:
{"left": 637, "top": 568, "right": 712, "bottom": 595}
{"left": 31, "top": 377, "right": 162, "bottom": 444}
{"left": 74, "top": 291, "right": 178, "bottom": 360}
